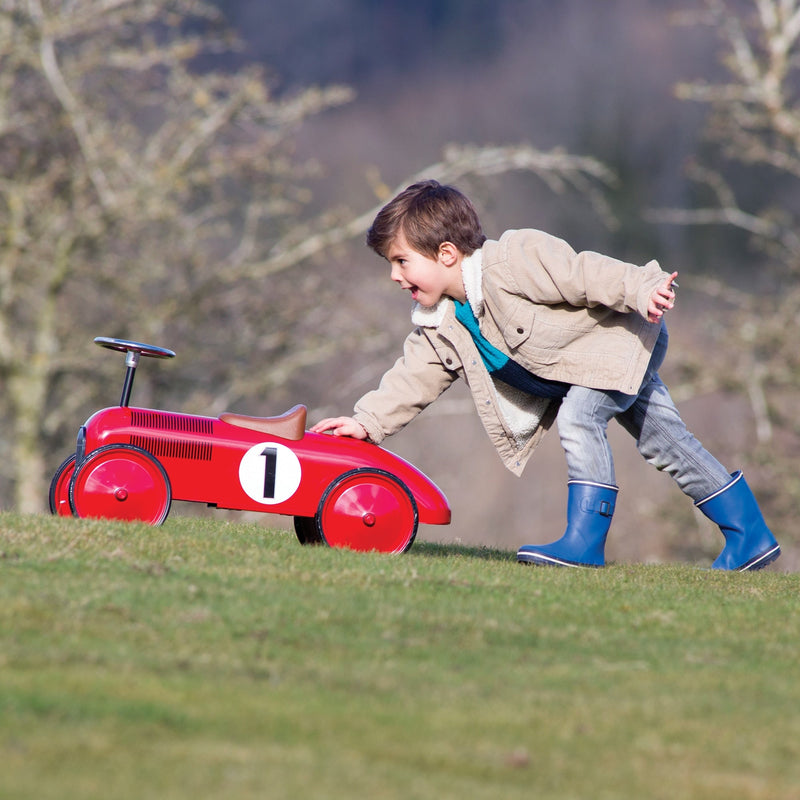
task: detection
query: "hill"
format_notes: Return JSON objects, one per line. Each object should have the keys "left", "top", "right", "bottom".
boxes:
{"left": 2, "top": 512, "right": 799, "bottom": 799}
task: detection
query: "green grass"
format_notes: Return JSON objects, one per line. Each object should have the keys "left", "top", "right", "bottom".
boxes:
{"left": 1, "top": 512, "right": 799, "bottom": 800}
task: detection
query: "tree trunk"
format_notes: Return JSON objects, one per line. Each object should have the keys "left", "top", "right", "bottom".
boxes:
{"left": 10, "top": 367, "right": 50, "bottom": 514}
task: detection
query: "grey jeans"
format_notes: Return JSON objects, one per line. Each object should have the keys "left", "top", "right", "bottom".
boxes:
{"left": 556, "top": 323, "right": 731, "bottom": 501}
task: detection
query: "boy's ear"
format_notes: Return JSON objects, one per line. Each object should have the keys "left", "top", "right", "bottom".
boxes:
{"left": 438, "top": 241, "right": 461, "bottom": 266}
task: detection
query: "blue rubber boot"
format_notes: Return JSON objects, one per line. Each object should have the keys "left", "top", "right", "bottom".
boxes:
{"left": 517, "top": 481, "right": 618, "bottom": 568}
{"left": 694, "top": 471, "right": 780, "bottom": 571}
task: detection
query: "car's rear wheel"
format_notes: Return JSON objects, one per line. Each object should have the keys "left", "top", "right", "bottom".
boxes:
{"left": 69, "top": 444, "right": 171, "bottom": 525}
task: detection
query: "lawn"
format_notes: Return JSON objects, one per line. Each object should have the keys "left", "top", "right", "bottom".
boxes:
{"left": 1, "top": 512, "right": 798, "bottom": 799}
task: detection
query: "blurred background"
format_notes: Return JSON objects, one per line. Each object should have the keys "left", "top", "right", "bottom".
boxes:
{"left": 2, "top": 0, "right": 798, "bottom": 568}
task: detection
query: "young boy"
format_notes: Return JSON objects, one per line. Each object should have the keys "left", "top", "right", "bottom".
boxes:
{"left": 312, "top": 180, "right": 780, "bottom": 571}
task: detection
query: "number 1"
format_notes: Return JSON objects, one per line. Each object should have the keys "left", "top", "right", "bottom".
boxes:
{"left": 261, "top": 446, "right": 277, "bottom": 499}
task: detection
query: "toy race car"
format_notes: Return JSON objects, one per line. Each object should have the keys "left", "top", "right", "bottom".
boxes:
{"left": 49, "top": 338, "right": 451, "bottom": 553}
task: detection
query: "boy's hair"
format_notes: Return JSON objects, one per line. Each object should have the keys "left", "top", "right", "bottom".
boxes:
{"left": 366, "top": 180, "right": 486, "bottom": 259}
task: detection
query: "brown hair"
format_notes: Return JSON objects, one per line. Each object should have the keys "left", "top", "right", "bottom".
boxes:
{"left": 366, "top": 180, "right": 486, "bottom": 259}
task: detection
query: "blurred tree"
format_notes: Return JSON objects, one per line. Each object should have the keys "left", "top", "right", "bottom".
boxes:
{"left": 0, "top": 0, "right": 353, "bottom": 512}
{"left": 651, "top": 0, "right": 800, "bottom": 533}
{"left": 0, "top": 0, "right": 614, "bottom": 514}
{"left": 661, "top": 0, "right": 800, "bottom": 270}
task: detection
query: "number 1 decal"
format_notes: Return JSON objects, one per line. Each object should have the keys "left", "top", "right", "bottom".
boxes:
{"left": 239, "top": 442, "right": 301, "bottom": 505}
{"left": 261, "top": 446, "right": 277, "bottom": 499}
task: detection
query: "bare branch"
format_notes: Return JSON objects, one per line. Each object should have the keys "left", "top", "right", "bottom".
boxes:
{"left": 26, "top": 0, "right": 116, "bottom": 209}
{"left": 657, "top": 0, "right": 800, "bottom": 271}
{"left": 241, "top": 143, "right": 617, "bottom": 281}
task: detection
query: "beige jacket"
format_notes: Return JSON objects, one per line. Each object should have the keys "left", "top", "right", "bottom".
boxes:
{"left": 354, "top": 229, "right": 671, "bottom": 475}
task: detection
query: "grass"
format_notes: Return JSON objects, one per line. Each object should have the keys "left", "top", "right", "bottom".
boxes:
{"left": 1, "top": 511, "right": 799, "bottom": 800}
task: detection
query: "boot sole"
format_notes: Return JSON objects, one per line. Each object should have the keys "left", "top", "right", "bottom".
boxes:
{"left": 738, "top": 544, "right": 781, "bottom": 572}
{"left": 517, "top": 551, "right": 603, "bottom": 569}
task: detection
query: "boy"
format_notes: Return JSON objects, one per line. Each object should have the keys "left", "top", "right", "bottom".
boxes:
{"left": 312, "top": 180, "right": 780, "bottom": 570}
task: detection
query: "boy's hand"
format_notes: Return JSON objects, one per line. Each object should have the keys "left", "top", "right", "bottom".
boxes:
{"left": 310, "top": 416, "right": 368, "bottom": 439}
{"left": 647, "top": 271, "right": 679, "bottom": 323}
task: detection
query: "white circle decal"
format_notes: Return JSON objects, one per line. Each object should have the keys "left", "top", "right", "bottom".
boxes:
{"left": 238, "top": 442, "right": 302, "bottom": 505}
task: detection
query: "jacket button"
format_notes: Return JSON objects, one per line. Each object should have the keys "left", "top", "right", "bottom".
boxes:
{"left": 445, "top": 357, "right": 453, "bottom": 365}
{"left": 516, "top": 327, "right": 524, "bottom": 334}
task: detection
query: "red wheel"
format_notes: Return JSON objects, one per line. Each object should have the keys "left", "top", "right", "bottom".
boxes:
{"left": 49, "top": 454, "right": 77, "bottom": 516}
{"left": 69, "top": 444, "right": 171, "bottom": 525}
{"left": 317, "top": 469, "right": 418, "bottom": 553}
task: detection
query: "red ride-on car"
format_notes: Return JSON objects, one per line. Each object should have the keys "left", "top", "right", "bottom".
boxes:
{"left": 49, "top": 338, "right": 451, "bottom": 553}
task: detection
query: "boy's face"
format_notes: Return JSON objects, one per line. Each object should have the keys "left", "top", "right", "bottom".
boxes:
{"left": 385, "top": 232, "right": 465, "bottom": 307}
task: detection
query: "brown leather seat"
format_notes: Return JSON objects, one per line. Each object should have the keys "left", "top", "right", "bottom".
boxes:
{"left": 219, "top": 404, "right": 307, "bottom": 441}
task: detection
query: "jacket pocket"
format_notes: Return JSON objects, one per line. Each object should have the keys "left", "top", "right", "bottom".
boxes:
{"left": 433, "top": 341, "right": 462, "bottom": 371}
{"left": 501, "top": 300, "right": 536, "bottom": 349}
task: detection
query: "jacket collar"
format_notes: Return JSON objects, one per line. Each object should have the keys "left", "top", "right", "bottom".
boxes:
{"left": 410, "top": 248, "right": 483, "bottom": 328}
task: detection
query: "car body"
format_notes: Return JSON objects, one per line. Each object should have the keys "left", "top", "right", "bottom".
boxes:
{"left": 49, "top": 339, "right": 451, "bottom": 553}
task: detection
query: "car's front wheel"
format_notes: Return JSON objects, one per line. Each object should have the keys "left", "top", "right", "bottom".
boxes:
{"left": 314, "top": 468, "right": 418, "bottom": 553}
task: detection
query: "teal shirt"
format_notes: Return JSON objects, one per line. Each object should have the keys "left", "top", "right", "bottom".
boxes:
{"left": 453, "top": 299, "right": 570, "bottom": 400}
{"left": 453, "top": 299, "right": 508, "bottom": 371}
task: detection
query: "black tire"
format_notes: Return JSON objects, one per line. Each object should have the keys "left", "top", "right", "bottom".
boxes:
{"left": 293, "top": 515, "right": 323, "bottom": 545}
{"left": 49, "top": 453, "right": 77, "bottom": 516}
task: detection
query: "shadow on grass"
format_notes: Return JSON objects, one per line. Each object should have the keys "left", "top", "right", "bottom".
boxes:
{"left": 410, "top": 540, "right": 515, "bottom": 562}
